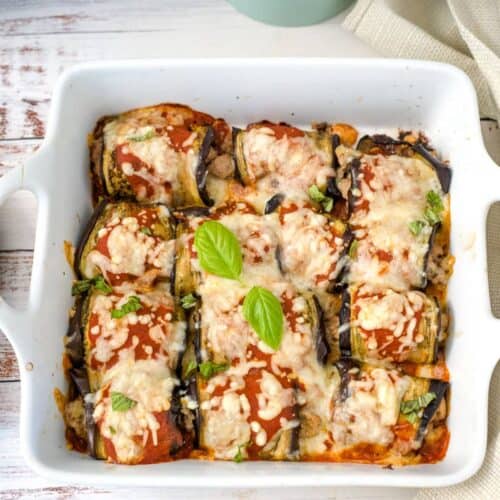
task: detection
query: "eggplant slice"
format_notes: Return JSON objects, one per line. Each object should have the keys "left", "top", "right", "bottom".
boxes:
{"left": 89, "top": 103, "right": 232, "bottom": 206}
{"left": 75, "top": 201, "right": 175, "bottom": 289}
{"left": 274, "top": 202, "right": 350, "bottom": 293}
{"left": 233, "top": 121, "right": 334, "bottom": 202}
{"left": 356, "top": 134, "right": 451, "bottom": 193}
{"left": 330, "top": 361, "right": 449, "bottom": 458}
{"left": 76, "top": 284, "right": 189, "bottom": 463}
{"left": 341, "top": 136, "right": 449, "bottom": 290}
{"left": 339, "top": 285, "right": 440, "bottom": 364}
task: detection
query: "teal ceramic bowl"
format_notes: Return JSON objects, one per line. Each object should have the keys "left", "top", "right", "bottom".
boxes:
{"left": 227, "top": 0, "right": 353, "bottom": 27}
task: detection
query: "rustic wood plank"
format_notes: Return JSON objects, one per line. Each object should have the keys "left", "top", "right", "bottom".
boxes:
{"left": 0, "top": 250, "right": 32, "bottom": 381}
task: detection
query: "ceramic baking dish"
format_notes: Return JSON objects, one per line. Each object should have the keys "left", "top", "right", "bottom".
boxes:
{"left": 0, "top": 59, "right": 499, "bottom": 488}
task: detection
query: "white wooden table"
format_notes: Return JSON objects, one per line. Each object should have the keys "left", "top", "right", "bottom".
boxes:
{"left": 1, "top": 1, "right": 499, "bottom": 498}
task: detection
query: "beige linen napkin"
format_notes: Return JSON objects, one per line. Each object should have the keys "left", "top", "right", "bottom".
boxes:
{"left": 344, "top": 1, "right": 500, "bottom": 497}
{"left": 343, "top": 0, "right": 500, "bottom": 120}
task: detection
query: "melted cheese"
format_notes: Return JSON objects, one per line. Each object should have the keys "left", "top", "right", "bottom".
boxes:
{"left": 332, "top": 368, "right": 410, "bottom": 447}
{"left": 88, "top": 289, "right": 186, "bottom": 372}
{"left": 350, "top": 285, "right": 435, "bottom": 361}
{"left": 93, "top": 358, "right": 178, "bottom": 464}
{"left": 85, "top": 213, "right": 175, "bottom": 286}
{"left": 242, "top": 127, "right": 333, "bottom": 201}
{"left": 277, "top": 205, "right": 347, "bottom": 291}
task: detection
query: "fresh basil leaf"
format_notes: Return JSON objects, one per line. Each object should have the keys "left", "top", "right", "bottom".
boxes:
{"left": 71, "top": 279, "right": 93, "bottom": 296}
{"left": 308, "top": 185, "right": 333, "bottom": 213}
{"left": 93, "top": 275, "right": 112, "bottom": 295}
{"left": 424, "top": 207, "right": 441, "bottom": 225}
{"left": 199, "top": 361, "right": 229, "bottom": 379}
{"left": 322, "top": 197, "right": 334, "bottom": 213}
{"left": 181, "top": 293, "right": 197, "bottom": 309}
{"left": 111, "top": 391, "right": 137, "bottom": 412}
{"left": 404, "top": 411, "right": 419, "bottom": 424}
{"left": 194, "top": 221, "right": 243, "bottom": 280}
{"left": 426, "top": 190, "right": 444, "bottom": 212}
{"left": 128, "top": 129, "right": 155, "bottom": 142}
{"left": 243, "top": 286, "right": 284, "bottom": 350}
{"left": 140, "top": 227, "right": 152, "bottom": 236}
{"left": 184, "top": 360, "right": 198, "bottom": 378}
{"left": 348, "top": 239, "right": 358, "bottom": 259}
{"left": 109, "top": 426, "right": 116, "bottom": 434}
{"left": 72, "top": 275, "right": 111, "bottom": 296}
{"left": 111, "top": 295, "right": 142, "bottom": 319}
{"left": 234, "top": 444, "right": 246, "bottom": 463}
{"left": 308, "top": 185, "right": 326, "bottom": 203}
{"left": 400, "top": 391, "right": 436, "bottom": 416}
{"left": 408, "top": 220, "right": 426, "bottom": 236}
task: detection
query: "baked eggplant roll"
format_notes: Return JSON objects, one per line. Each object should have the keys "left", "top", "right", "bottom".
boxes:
{"left": 75, "top": 201, "right": 175, "bottom": 288}
{"left": 326, "top": 361, "right": 449, "bottom": 464}
{"left": 80, "top": 285, "right": 188, "bottom": 464}
{"left": 339, "top": 285, "right": 440, "bottom": 364}
{"left": 174, "top": 202, "right": 282, "bottom": 296}
{"left": 336, "top": 137, "right": 450, "bottom": 290}
{"left": 189, "top": 278, "right": 332, "bottom": 460}
{"left": 90, "top": 103, "right": 232, "bottom": 206}
{"left": 233, "top": 122, "right": 335, "bottom": 202}
{"left": 272, "top": 201, "right": 351, "bottom": 293}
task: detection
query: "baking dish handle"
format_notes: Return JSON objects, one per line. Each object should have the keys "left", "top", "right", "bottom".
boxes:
{"left": 482, "top": 152, "right": 500, "bottom": 364}
{"left": 0, "top": 153, "right": 49, "bottom": 358}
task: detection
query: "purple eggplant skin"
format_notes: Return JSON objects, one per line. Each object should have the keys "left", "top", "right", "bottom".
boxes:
{"left": 356, "top": 134, "right": 451, "bottom": 193}
{"left": 264, "top": 193, "right": 285, "bottom": 214}
{"left": 195, "top": 126, "right": 216, "bottom": 207}
{"left": 65, "top": 298, "right": 85, "bottom": 367}
{"left": 420, "top": 223, "right": 439, "bottom": 290}
{"left": 335, "top": 358, "right": 357, "bottom": 402}
{"left": 69, "top": 366, "right": 97, "bottom": 457}
{"left": 412, "top": 143, "right": 451, "bottom": 194}
{"left": 338, "top": 289, "right": 352, "bottom": 359}
{"left": 416, "top": 379, "right": 449, "bottom": 444}
{"left": 312, "top": 295, "right": 330, "bottom": 365}
{"left": 347, "top": 158, "right": 361, "bottom": 217}
{"left": 231, "top": 127, "right": 243, "bottom": 184}
{"left": 73, "top": 199, "right": 109, "bottom": 279}
{"left": 274, "top": 245, "right": 286, "bottom": 276}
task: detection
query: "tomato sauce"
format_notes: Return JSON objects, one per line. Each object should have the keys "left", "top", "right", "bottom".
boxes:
{"left": 88, "top": 302, "right": 175, "bottom": 371}
{"left": 248, "top": 122, "right": 304, "bottom": 140}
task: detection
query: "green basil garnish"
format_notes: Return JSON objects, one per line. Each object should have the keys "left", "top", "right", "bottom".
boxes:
{"left": 348, "top": 239, "right": 358, "bottom": 259}
{"left": 111, "top": 391, "right": 137, "bottom": 412}
{"left": 181, "top": 293, "right": 197, "bottom": 309}
{"left": 128, "top": 129, "right": 155, "bottom": 142}
{"left": 194, "top": 221, "right": 243, "bottom": 280}
{"left": 71, "top": 275, "right": 112, "bottom": 296}
{"left": 400, "top": 391, "right": 436, "bottom": 424}
{"left": 243, "top": 286, "right": 284, "bottom": 351}
{"left": 199, "top": 361, "right": 229, "bottom": 379}
{"left": 184, "top": 360, "right": 198, "bottom": 378}
{"left": 234, "top": 444, "right": 246, "bottom": 463}
{"left": 424, "top": 190, "right": 444, "bottom": 225}
{"left": 408, "top": 220, "right": 426, "bottom": 236}
{"left": 109, "top": 426, "right": 116, "bottom": 434}
{"left": 308, "top": 185, "right": 334, "bottom": 213}
{"left": 140, "top": 227, "right": 152, "bottom": 236}
{"left": 111, "top": 296, "right": 142, "bottom": 319}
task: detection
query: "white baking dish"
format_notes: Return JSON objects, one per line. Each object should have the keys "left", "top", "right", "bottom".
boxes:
{"left": 0, "top": 59, "right": 499, "bottom": 488}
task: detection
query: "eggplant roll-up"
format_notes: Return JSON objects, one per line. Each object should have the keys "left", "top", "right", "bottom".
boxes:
{"left": 90, "top": 103, "right": 233, "bottom": 207}
{"left": 190, "top": 277, "right": 333, "bottom": 460}
{"left": 270, "top": 200, "right": 351, "bottom": 293}
{"left": 339, "top": 285, "right": 440, "bottom": 364}
{"left": 336, "top": 140, "right": 450, "bottom": 290}
{"left": 78, "top": 285, "right": 188, "bottom": 463}
{"left": 233, "top": 122, "right": 334, "bottom": 204}
{"left": 75, "top": 201, "right": 175, "bottom": 289}
{"left": 174, "top": 202, "right": 282, "bottom": 296}
{"left": 324, "top": 361, "right": 449, "bottom": 464}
